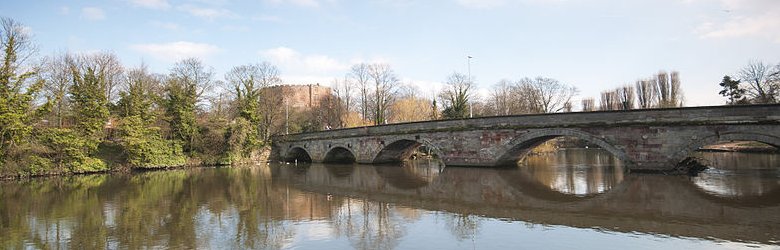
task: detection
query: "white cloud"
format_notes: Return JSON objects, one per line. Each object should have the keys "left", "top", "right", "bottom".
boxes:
{"left": 695, "top": 0, "right": 780, "bottom": 43}
{"left": 129, "top": 0, "right": 171, "bottom": 10}
{"left": 81, "top": 7, "right": 106, "bottom": 21}
{"left": 260, "top": 47, "right": 350, "bottom": 75}
{"left": 60, "top": 6, "right": 70, "bottom": 15}
{"left": 131, "top": 41, "right": 222, "bottom": 62}
{"left": 177, "top": 4, "right": 238, "bottom": 20}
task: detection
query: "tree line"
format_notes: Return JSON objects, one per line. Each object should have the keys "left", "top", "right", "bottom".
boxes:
{"left": 0, "top": 17, "right": 299, "bottom": 176}
{"left": 718, "top": 61, "right": 780, "bottom": 105}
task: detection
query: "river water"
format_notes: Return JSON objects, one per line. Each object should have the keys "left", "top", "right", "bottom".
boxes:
{"left": 1, "top": 149, "right": 778, "bottom": 249}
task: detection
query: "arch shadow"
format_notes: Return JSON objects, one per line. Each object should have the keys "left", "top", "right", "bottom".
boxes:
{"left": 495, "top": 129, "right": 631, "bottom": 167}
{"left": 372, "top": 139, "right": 444, "bottom": 165}
{"left": 669, "top": 132, "right": 780, "bottom": 167}
{"left": 324, "top": 146, "right": 357, "bottom": 164}
{"left": 285, "top": 147, "right": 312, "bottom": 163}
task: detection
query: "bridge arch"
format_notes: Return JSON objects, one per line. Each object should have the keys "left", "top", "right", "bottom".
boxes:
{"left": 669, "top": 132, "right": 780, "bottom": 167}
{"left": 372, "top": 139, "right": 444, "bottom": 165}
{"left": 495, "top": 128, "right": 631, "bottom": 167}
{"left": 323, "top": 146, "right": 357, "bottom": 164}
{"left": 285, "top": 147, "right": 312, "bottom": 163}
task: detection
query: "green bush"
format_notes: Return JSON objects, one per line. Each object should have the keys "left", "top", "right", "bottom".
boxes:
{"left": 38, "top": 128, "right": 108, "bottom": 173}
{"left": 118, "top": 116, "right": 186, "bottom": 168}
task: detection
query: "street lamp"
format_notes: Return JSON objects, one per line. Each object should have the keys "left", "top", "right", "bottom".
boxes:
{"left": 467, "top": 56, "right": 473, "bottom": 118}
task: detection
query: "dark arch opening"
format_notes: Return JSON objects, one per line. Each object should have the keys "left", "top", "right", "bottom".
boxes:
{"left": 285, "top": 147, "right": 312, "bottom": 163}
{"left": 372, "top": 139, "right": 440, "bottom": 165}
{"left": 324, "top": 147, "right": 356, "bottom": 164}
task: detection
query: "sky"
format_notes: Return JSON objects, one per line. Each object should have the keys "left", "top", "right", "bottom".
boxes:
{"left": 2, "top": 0, "right": 779, "bottom": 107}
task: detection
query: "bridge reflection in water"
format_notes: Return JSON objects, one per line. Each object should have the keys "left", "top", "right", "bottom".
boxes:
{"left": 1, "top": 149, "right": 778, "bottom": 249}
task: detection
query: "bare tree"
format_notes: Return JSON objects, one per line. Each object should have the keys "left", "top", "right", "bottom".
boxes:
{"left": 655, "top": 71, "right": 683, "bottom": 108}
{"left": 89, "top": 52, "right": 123, "bottom": 102}
{"left": 635, "top": 79, "right": 656, "bottom": 109}
{"left": 0, "top": 17, "right": 37, "bottom": 74}
{"left": 521, "top": 77, "right": 578, "bottom": 113}
{"left": 581, "top": 98, "right": 595, "bottom": 112}
{"left": 330, "top": 76, "right": 354, "bottom": 128}
{"left": 40, "top": 52, "right": 75, "bottom": 127}
{"left": 599, "top": 91, "right": 619, "bottom": 111}
{"left": 738, "top": 61, "right": 779, "bottom": 104}
{"left": 439, "top": 72, "right": 473, "bottom": 119}
{"left": 367, "top": 63, "right": 399, "bottom": 125}
{"left": 616, "top": 85, "right": 635, "bottom": 110}
{"left": 225, "top": 62, "right": 281, "bottom": 127}
{"left": 169, "top": 57, "right": 215, "bottom": 102}
{"left": 490, "top": 79, "right": 513, "bottom": 116}
{"left": 349, "top": 63, "right": 371, "bottom": 121}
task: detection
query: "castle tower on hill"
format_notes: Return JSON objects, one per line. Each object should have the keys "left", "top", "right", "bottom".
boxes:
{"left": 265, "top": 83, "right": 332, "bottom": 109}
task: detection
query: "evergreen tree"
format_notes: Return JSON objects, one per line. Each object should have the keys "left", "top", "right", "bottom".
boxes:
{"left": 0, "top": 17, "right": 49, "bottom": 163}
{"left": 164, "top": 78, "right": 198, "bottom": 153}
{"left": 718, "top": 75, "right": 747, "bottom": 105}
{"left": 440, "top": 72, "right": 472, "bottom": 119}
{"left": 69, "top": 66, "right": 109, "bottom": 150}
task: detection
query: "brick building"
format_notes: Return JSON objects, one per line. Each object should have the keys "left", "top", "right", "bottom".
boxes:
{"left": 265, "top": 83, "right": 332, "bottom": 109}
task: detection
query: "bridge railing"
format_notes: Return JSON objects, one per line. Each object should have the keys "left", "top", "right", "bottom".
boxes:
{"left": 272, "top": 104, "right": 780, "bottom": 142}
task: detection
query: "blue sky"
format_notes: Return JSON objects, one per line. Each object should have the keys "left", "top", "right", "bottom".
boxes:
{"left": 2, "top": 0, "right": 779, "bottom": 106}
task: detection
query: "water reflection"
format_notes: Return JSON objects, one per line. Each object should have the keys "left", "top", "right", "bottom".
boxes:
{"left": 1, "top": 150, "right": 779, "bottom": 249}
{"left": 519, "top": 149, "right": 624, "bottom": 196}
{"left": 691, "top": 152, "right": 780, "bottom": 198}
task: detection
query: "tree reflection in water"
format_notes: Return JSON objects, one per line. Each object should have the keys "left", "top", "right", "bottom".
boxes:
{"left": 519, "top": 149, "right": 624, "bottom": 196}
{"left": 2, "top": 156, "right": 780, "bottom": 249}
{"left": 329, "top": 199, "right": 406, "bottom": 250}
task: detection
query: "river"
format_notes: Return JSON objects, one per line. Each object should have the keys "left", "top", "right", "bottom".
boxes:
{"left": 1, "top": 149, "right": 778, "bottom": 249}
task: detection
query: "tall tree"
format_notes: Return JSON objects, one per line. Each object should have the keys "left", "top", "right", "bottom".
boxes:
{"left": 738, "top": 61, "right": 779, "bottom": 104}
{"left": 490, "top": 79, "right": 513, "bottom": 116}
{"left": 617, "top": 85, "right": 635, "bottom": 110}
{"left": 599, "top": 90, "right": 619, "bottom": 111}
{"left": 655, "top": 71, "right": 683, "bottom": 108}
{"left": 439, "top": 72, "right": 472, "bottom": 119}
{"left": 523, "top": 77, "right": 578, "bottom": 113}
{"left": 331, "top": 76, "right": 353, "bottom": 128}
{"left": 40, "top": 52, "right": 75, "bottom": 128}
{"left": 390, "top": 96, "right": 432, "bottom": 122}
{"left": 0, "top": 17, "right": 48, "bottom": 162}
{"left": 581, "top": 98, "right": 595, "bottom": 112}
{"left": 367, "top": 63, "right": 398, "bottom": 125}
{"left": 169, "top": 57, "right": 214, "bottom": 101}
{"left": 163, "top": 76, "right": 197, "bottom": 153}
{"left": 718, "top": 75, "right": 747, "bottom": 105}
{"left": 349, "top": 63, "right": 371, "bottom": 121}
{"left": 635, "top": 79, "right": 656, "bottom": 109}
{"left": 116, "top": 64, "right": 160, "bottom": 123}
{"left": 251, "top": 62, "right": 282, "bottom": 141}
{"left": 69, "top": 66, "right": 109, "bottom": 150}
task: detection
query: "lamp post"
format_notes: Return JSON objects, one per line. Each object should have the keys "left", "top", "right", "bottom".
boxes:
{"left": 467, "top": 56, "right": 473, "bottom": 118}
{"left": 285, "top": 99, "right": 289, "bottom": 135}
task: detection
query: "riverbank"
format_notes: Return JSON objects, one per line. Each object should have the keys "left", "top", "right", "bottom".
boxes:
{"left": 0, "top": 146, "right": 271, "bottom": 181}
{"left": 699, "top": 141, "right": 778, "bottom": 153}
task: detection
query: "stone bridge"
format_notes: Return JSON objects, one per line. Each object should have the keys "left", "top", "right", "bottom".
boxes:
{"left": 270, "top": 104, "right": 780, "bottom": 172}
